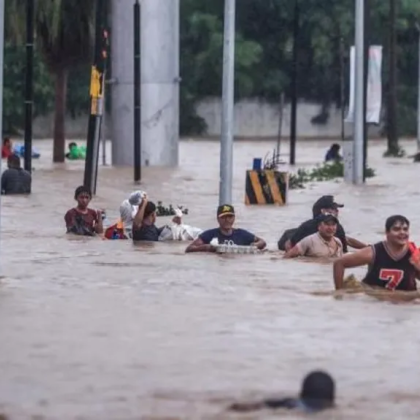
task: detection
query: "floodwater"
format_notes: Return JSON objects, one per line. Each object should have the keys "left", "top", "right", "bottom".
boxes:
{"left": 1, "top": 138, "right": 420, "bottom": 420}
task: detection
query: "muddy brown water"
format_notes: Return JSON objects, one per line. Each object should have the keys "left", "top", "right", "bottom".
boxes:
{"left": 0, "top": 139, "right": 420, "bottom": 419}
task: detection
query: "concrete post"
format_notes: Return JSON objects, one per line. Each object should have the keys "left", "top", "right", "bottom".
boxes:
{"left": 141, "top": 0, "right": 179, "bottom": 167}
{"left": 110, "top": 0, "right": 134, "bottom": 166}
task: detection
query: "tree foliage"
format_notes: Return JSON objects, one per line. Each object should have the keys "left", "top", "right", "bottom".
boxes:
{"left": 4, "top": 0, "right": 420, "bottom": 138}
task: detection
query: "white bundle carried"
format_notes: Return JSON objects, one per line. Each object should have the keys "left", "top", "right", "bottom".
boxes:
{"left": 158, "top": 208, "right": 202, "bottom": 241}
{"left": 210, "top": 237, "right": 259, "bottom": 254}
{"left": 119, "top": 190, "right": 147, "bottom": 236}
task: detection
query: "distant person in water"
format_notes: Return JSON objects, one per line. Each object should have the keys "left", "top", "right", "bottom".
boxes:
{"left": 64, "top": 185, "right": 104, "bottom": 236}
{"left": 325, "top": 143, "right": 342, "bottom": 162}
{"left": 229, "top": 371, "right": 335, "bottom": 413}
{"left": 65, "top": 142, "right": 86, "bottom": 160}
{"left": 1, "top": 154, "right": 31, "bottom": 195}
{"left": 185, "top": 204, "right": 266, "bottom": 253}
{"left": 1, "top": 137, "right": 12, "bottom": 158}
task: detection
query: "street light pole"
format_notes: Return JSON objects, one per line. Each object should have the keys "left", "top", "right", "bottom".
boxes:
{"left": 353, "top": 0, "right": 365, "bottom": 184}
{"left": 416, "top": 23, "right": 420, "bottom": 152}
{"left": 0, "top": 0, "right": 4, "bottom": 273}
{"left": 289, "top": 0, "right": 299, "bottom": 165}
{"left": 219, "top": 0, "right": 236, "bottom": 205}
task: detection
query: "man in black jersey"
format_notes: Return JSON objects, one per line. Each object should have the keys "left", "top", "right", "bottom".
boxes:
{"left": 333, "top": 215, "right": 420, "bottom": 291}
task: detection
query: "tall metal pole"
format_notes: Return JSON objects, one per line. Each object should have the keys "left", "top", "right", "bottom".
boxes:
{"left": 340, "top": 37, "right": 345, "bottom": 142}
{"left": 289, "top": 0, "right": 299, "bottom": 165}
{"left": 353, "top": 0, "right": 364, "bottom": 184}
{"left": 417, "top": 24, "right": 420, "bottom": 152}
{"left": 133, "top": 0, "right": 141, "bottom": 182}
{"left": 362, "top": 0, "right": 370, "bottom": 181}
{"left": 219, "top": 0, "right": 235, "bottom": 205}
{"left": 83, "top": 0, "right": 108, "bottom": 194}
{"left": 0, "top": 0, "right": 5, "bottom": 273}
{"left": 24, "top": 0, "right": 34, "bottom": 176}
{"left": 101, "top": 94, "right": 106, "bottom": 165}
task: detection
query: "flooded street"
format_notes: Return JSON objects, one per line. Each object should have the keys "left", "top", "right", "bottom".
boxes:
{"left": 1, "top": 138, "right": 420, "bottom": 419}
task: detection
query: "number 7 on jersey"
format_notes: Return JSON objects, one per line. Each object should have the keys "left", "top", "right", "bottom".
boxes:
{"left": 379, "top": 268, "right": 404, "bottom": 290}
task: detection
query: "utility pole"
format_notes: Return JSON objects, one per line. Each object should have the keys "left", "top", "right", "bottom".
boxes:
{"left": 362, "top": 0, "right": 370, "bottom": 181}
{"left": 133, "top": 0, "right": 141, "bottom": 182}
{"left": 83, "top": 0, "right": 109, "bottom": 194}
{"left": 24, "top": 0, "right": 34, "bottom": 176}
{"left": 0, "top": 0, "right": 5, "bottom": 272}
{"left": 353, "top": 0, "right": 365, "bottom": 184}
{"left": 417, "top": 23, "right": 420, "bottom": 152}
{"left": 289, "top": 0, "right": 299, "bottom": 165}
{"left": 219, "top": 0, "right": 236, "bottom": 205}
{"left": 387, "top": 0, "right": 398, "bottom": 155}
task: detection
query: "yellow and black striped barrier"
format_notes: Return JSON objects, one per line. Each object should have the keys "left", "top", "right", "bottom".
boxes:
{"left": 245, "top": 170, "right": 288, "bottom": 205}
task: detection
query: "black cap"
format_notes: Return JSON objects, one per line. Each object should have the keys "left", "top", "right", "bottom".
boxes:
{"left": 317, "top": 214, "right": 339, "bottom": 225}
{"left": 299, "top": 371, "right": 335, "bottom": 411}
{"left": 217, "top": 204, "right": 235, "bottom": 217}
{"left": 312, "top": 195, "right": 344, "bottom": 217}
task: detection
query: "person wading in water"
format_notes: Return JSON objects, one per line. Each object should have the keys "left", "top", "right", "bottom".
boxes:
{"left": 185, "top": 204, "right": 266, "bottom": 253}
{"left": 284, "top": 214, "right": 343, "bottom": 259}
{"left": 229, "top": 371, "right": 335, "bottom": 413}
{"left": 334, "top": 215, "right": 420, "bottom": 291}
{"left": 64, "top": 186, "right": 104, "bottom": 236}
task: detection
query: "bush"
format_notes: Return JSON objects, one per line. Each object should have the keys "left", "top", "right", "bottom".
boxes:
{"left": 289, "top": 161, "right": 375, "bottom": 189}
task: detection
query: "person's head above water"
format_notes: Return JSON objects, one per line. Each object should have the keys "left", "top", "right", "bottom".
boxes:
{"left": 228, "top": 370, "right": 335, "bottom": 413}
{"left": 7, "top": 153, "right": 21, "bottom": 169}
{"left": 385, "top": 215, "right": 410, "bottom": 248}
{"left": 143, "top": 201, "right": 157, "bottom": 224}
{"left": 312, "top": 195, "right": 344, "bottom": 218}
{"left": 217, "top": 204, "right": 235, "bottom": 231}
{"left": 316, "top": 214, "right": 338, "bottom": 240}
{"left": 74, "top": 185, "right": 92, "bottom": 210}
{"left": 299, "top": 370, "right": 335, "bottom": 411}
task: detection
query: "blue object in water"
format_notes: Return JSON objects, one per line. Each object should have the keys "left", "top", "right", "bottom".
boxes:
{"left": 252, "top": 158, "right": 262, "bottom": 170}
{"left": 13, "top": 144, "right": 41, "bottom": 159}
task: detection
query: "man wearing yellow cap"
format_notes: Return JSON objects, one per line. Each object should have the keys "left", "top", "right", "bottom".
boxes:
{"left": 185, "top": 204, "right": 266, "bottom": 253}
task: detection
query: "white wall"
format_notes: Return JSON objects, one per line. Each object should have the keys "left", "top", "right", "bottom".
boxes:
{"left": 31, "top": 97, "right": 382, "bottom": 139}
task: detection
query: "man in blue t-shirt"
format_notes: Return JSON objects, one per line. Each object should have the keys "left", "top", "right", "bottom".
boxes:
{"left": 185, "top": 204, "right": 266, "bottom": 253}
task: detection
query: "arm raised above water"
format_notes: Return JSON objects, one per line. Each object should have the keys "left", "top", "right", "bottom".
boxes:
{"left": 333, "top": 246, "right": 373, "bottom": 290}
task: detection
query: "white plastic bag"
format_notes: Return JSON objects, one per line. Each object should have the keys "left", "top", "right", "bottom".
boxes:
{"left": 158, "top": 225, "right": 175, "bottom": 241}
{"left": 158, "top": 208, "right": 202, "bottom": 241}
{"left": 158, "top": 223, "right": 202, "bottom": 241}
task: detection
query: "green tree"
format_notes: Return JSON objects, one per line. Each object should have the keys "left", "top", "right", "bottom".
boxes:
{"left": 8, "top": 0, "right": 95, "bottom": 162}
{"left": 180, "top": 0, "right": 263, "bottom": 135}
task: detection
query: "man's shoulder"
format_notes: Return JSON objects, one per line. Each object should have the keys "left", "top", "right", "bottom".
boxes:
{"left": 299, "top": 218, "right": 317, "bottom": 229}
{"left": 201, "top": 228, "right": 219, "bottom": 235}
{"left": 299, "top": 232, "right": 318, "bottom": 243}
{"left": 1, "top": 168, "right": 15, "bottom": 177}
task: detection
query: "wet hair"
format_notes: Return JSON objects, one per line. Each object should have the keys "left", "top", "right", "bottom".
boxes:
{"left": 74, "top": 185, "right": 92, "bottom": 200}
{"left": 144, "top": 201, "right": 156, "bottom": 218}
{"left": 385, "top": 215, "right": 409, "bottom": 232}
{"left": 7, "top": 153, "right": 20, "bottom": 168}
{"left": 299, "top": 371, "right": 335, "bottom": 407}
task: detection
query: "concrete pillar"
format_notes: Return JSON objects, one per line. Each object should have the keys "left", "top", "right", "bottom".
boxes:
{"left": 110, "top": 0, "right": 134, "bottom": 166}
{"left": 141, "top": 0, "right": 179, "bottom": 167}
